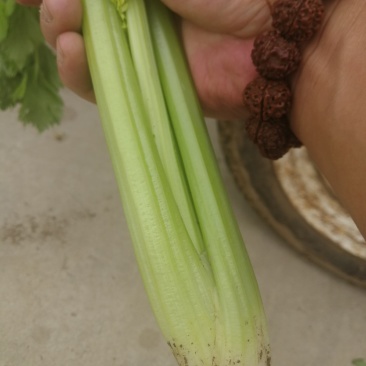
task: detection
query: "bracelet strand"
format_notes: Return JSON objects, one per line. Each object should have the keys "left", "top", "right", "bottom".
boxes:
{"left": 243, "top": 0, "right": 325, "bottom": 160}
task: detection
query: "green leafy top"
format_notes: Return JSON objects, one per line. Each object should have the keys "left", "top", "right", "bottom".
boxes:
{"left": 353, "top": 359, "right": 366, "bottom": 366}
{"left": 0, "top": 1, "right": 63, "bottom": 131}
{"left": 0, "top": 0, "right": 15, "bottom": 42}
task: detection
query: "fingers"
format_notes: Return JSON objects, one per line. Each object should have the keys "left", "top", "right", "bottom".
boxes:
{"left": 57, "top": 32, "right": 96, "bottom": 103}
{"left": 161, "top": 0, "right": 274, "bottom": 38}
{"left": 18, "top": 0, "right": 95, "bottom": 103}
{"left": 37, "top": 0, "right": 96, "bottom": 103}
{"left": 39, "top": 0, "right": 83, "bottom": 48}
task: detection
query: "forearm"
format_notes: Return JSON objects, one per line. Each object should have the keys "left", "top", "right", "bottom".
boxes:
{"left": 292, "top": 0, "right": 366, "bottom": 237}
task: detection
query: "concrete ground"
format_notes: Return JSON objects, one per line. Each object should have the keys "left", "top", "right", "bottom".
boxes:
{"left": 0, "top": 90, "right": 365, "bottom": 366}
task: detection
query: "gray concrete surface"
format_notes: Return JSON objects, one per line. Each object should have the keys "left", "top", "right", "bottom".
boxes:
{"left": 0, "top": 90, "right": 365, "bottom": 366}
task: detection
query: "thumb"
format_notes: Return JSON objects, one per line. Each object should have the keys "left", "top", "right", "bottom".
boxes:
{"left": 160, "top": 0, "right": 274, "bottom": 38}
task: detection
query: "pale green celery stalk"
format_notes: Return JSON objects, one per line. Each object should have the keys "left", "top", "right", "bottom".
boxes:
{"left": 82, "top": 0, "right": 215, "bottom": 363}
{"left": 146, "top": 1, "right": 270, "bottom": 365}
{"left": 82, "top": 0, "right": 270, "bottom": 365}
{"left": 125, "top": 0, "right": 204, "bottom": 257}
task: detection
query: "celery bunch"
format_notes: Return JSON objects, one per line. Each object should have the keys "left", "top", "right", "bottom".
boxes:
{"left": 1, "top": 0, "right": 271, "bottom": 364}
{"left": 82, "top": 0, "right": 270, "bottom": 364}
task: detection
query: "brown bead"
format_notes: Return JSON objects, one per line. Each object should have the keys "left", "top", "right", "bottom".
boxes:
{"left": 272, "top": 0, "right": 325, "bottom": 43}
{"left": 245, "top": 117, "right": 261, "bottom": 143}
{"left": 243, "top": 76, "right": 292, "bottom": 121}
{"left": 251, "top": 30, "right": 301, "bottom": 79}
{"left": 245, "top": 117, "right": 294, "bottom": 160}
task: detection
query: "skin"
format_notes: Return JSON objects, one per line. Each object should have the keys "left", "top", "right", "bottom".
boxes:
{"left": 17, "top": 0, "right": 366, "bottom": 238}
{"left": 16, "top": 0, "right": 273, "bottom": 118}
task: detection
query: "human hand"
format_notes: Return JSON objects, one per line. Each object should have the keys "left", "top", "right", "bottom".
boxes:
{"left": 16, "top": 0, "right": 366, "bottom": 238}
{"left": 16, "top": 0, "right": 274, "bottom": 119}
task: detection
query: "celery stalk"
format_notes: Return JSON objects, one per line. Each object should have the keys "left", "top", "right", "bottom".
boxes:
{"left": 82, "top": 0, "right": 270, "bottom": 365}
{"left": 126, "top": 0, "right": 204, "bottom": 255}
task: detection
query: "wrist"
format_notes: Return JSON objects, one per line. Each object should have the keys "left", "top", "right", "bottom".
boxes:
{"left": 291, "top": 0, "right": 366, "bottom": 152}
{"left": 291, "top": 0, "right": 366, "bottom": 235}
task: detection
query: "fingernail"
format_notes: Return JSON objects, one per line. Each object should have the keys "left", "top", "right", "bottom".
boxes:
{"left": 40, "top": 2, "right": 53, "bottom": 23}
{"left": 56, "top": 40, "right": 64, "bottom": 67}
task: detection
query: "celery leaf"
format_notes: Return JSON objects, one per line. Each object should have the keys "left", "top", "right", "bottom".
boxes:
{"left": 18, "top": 44, "right": 63, "bottom": 131}
{"left": 353, "top": 359, "right": 366, "bottom": 366}
{"left": 0, "top": 1, "right": 63, "bottom": 131}
{"left": 0, "top": 0, "right": 16, "bottom": 42}
{"left": 0, "top": 5, "right": 43, "bottom": 73}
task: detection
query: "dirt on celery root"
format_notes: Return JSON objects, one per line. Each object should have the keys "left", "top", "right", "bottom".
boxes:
{"left": 167, "top": 340, "right": 271, "bottom": 365}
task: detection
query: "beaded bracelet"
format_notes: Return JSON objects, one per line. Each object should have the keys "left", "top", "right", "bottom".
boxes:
{"left": 242, "top": 0, "right": 325, "bottom": 160}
